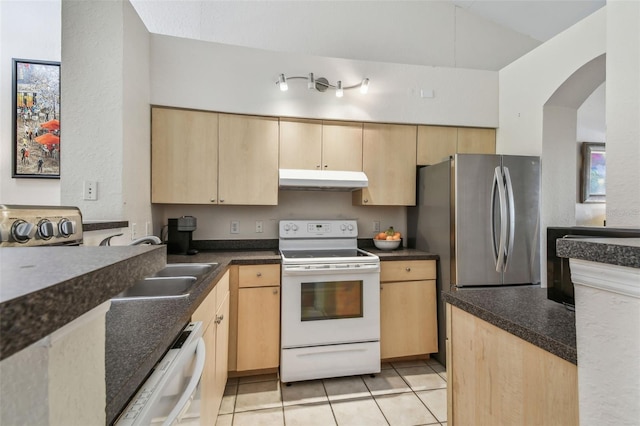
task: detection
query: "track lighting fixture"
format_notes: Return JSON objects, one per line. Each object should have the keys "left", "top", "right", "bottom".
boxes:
{"left": 276, "top": 73, "right": 370, "bottom": 96}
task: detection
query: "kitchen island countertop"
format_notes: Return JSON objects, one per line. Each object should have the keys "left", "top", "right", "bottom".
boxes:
{"left": 443, "top": 286, "right": 577, "bottom": 364}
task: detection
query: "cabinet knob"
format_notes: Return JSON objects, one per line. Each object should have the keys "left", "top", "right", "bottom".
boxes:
{"left": 324, "top": 165, "right": 328, "bottom": 168}
{"left": 406, "top": 267, "right": 411, "bottom": 272}
{"left": 219, "top": 199, "right": 225, "bottom": 203}
{"left": 257, "top": 272, "right": 262, "bottom": 277}
{"left": 210, "top": 198, "right": 216, "bottom": 202}
{"left": 215, "top": 314, "right": 224, "bottom": 324}
{"left": 273, "top": 289, "right": 279, "bottom": 295}
{"left": 316, "top": 165, "right": 321, "bottom": 169}
{"left": 364, "top": 199, "right": 369, "bottom": 203}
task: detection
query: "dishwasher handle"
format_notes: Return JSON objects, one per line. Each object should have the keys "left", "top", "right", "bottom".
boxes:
{"left": 162, "top": 337, "right": 206, "bottom": 426}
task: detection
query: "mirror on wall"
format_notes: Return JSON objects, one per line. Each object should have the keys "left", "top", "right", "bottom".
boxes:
{"left": 580, "top": 142, "right": 606, "bottom": 204}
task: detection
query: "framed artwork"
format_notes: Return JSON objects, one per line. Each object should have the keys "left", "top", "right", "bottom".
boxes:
{"left": 12, "top": 59, "right": 60, "bottom": 178}
{"left": 580, "top": 142, "right": 606, "bottom": 203}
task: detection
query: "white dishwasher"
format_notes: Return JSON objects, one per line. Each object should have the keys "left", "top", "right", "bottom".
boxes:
{"left": 115, "top": 322, "right": 205, "bottom": 426}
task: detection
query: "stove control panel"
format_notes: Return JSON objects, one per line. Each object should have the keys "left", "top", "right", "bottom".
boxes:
{"left": 279, "top": 220, "right": 358, "bottom": 238}
{"left": 0, "top": 205, "right": 83, "bottom": 246}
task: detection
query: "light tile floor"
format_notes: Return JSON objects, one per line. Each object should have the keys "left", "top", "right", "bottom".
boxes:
{"left": 216, "top": 358, "right": 447, "bottom": 426}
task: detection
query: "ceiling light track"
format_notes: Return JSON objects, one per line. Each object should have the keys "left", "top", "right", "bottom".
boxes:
{"left": 276, "top": 73, "right": 369, "bottom": 96}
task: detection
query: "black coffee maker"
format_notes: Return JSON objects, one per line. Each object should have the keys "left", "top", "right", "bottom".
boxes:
{"left": 167, "top": 216, "right": 198, "bottom": 255}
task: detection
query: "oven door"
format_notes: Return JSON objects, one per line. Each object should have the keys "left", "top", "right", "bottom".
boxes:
{"left": 281, "top": 264, "right": 380, "bottom": 348}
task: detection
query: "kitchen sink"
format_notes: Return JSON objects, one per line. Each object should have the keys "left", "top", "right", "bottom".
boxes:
{"left": 112, "top": 276, "right": 197, "bottom": 300}
{"left": 151, "top": 263, "right": 217, "bottom": 278}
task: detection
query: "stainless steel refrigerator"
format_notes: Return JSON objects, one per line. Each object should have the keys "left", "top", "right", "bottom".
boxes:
{"left": 407, "top": 154, "right": 541, "bottom": 364}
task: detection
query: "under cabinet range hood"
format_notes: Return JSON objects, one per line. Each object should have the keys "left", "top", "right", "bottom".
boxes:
{"left": 279, "top": 168, "right": 368, "bottom": 191}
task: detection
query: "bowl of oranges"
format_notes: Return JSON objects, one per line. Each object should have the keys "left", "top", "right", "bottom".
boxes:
{"left": 373, "top": 227, "right": 402, "bottom": 250}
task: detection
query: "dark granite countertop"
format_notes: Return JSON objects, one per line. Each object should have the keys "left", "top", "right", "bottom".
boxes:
{"left": 83, "top": 220, "right": 129, "bottom": 232}
{"left": 367, "top": 248, "right": 439, "bottom": 261}
{"left": 442, "top": 286, "right": 577, "bottom": 364}
{"left": 556, "top": 237, "right": 640, "bottom": 268}
{"left": 0, "top": 245, "right": 165, "bottom": 361}
{"left": 105, "top": 249, "right": 280, "bottom": 424}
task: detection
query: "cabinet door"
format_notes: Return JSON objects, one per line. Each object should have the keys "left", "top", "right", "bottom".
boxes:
{"left": 354, "top": 123, "right": 417, "bottom": 206}
{"left": 151, "top": 107, "right": 218, "bottom": 204}
{"left": 416, "top": 125, "right": 457, "bottom": 166}
{"left": 218, "top": 114, "right": 279, "bottom": 205}
{"left": 457, "top": 127, "right": 496, "bottom": 154}
{"left": 279, "top": 118, "right": 322, "bottom": 170}
{"left": 322, "top": 121, "right": 363, "bottom": 171}
{"left": 213, "top": 290, "right": 230, "bottom": 414}
{"left": 380, "top": 280, "right": 437, "bottom": 359}
{"left": 237, "top": 286, "right": 280, "bottom": 371}
{"left": 198, "top": 319, "right": 218, "bottom": 423}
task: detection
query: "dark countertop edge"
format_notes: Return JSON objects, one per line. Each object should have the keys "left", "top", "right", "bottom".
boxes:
{"left": 83, "top": 221, "right": 129, "bottom": 232}
{"left": 442, "top": 290, "right": 577, "bottom": 365}
{"left": 0, "top": 246, "right": 165, "bottom": 361}
{"left": 556, "top": 237, "right": 640, "bottom": 269}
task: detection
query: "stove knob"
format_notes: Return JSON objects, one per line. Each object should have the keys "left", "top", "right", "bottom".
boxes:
{"left": 291, "top": 224, "right": 298, "bottom": 231}
{"left": 37, "top": 219, "right": 55, "bottom": 240}
{"left": 284, "top": 224, "right": 291, "bottom": 231}
{"left": 347, "top": 224, "right": 354, "bottom": 231}
{"left": 58, "top": 218, "right": 75, "bottom": 237}
{"left": 11, "top": 220, "right": 35, "bottom": 243}
{"left": 340, "top": 224, "right": 346, "bottom": 231}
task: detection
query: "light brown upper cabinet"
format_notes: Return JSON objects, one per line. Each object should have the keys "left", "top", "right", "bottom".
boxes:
{"left": 152, "top": 109, "right": 279, "bottom": 205}
{"left": 279, "top": 118, "right": 363, "bottom": 171}
{"left": 217, "top": 114, "right": 279, "bottom": 205}
{"left": 353, "top": 123, "right": 417, "bottom": 206}
{"left": 151, "top": 107, "right": 219, "bottom": 204}
{"left": 417, "top": 125, "right": 496, "bottom": 166}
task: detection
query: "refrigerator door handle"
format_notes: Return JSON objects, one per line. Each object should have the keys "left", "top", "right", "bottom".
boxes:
{"left": 490, "top": 168, "right": 500, "bottom": 266}
{"left": 493, "top": 166, "right": 508, "bottom": 272}
{"left": 503, "top": 167, "right": 516, "bottom": 270}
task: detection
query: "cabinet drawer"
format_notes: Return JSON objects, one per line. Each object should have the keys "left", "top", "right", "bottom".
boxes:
{"left": 380, "top": 260, "right": 436, "bottom": 282}
{"left": 238, "top": 264, "right": 280, "bottom": 288}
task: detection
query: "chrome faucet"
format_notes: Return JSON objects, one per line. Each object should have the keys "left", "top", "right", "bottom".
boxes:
{"left": 128, "top": 235, "right": 162, "bottom": 246}
{"left": 99, "top": 234, "right": 162, "bottom": 246}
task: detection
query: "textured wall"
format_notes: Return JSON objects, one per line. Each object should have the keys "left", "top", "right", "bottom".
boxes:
{"left": 605, "top": 0, "right": 640, "bottom": 227}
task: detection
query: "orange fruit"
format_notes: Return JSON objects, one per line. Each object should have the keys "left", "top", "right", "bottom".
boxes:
{"left": 376, "top": 232, "right": 387, "bottom": 240}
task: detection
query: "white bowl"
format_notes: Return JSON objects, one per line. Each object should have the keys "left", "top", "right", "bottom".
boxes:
{"left": 373, "top": 238, "right": 401, "bottom": 250}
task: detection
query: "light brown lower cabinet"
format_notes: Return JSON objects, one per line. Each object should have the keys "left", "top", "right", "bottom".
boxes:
{"left": 231, "top": 264, "right": 281, "bottom": 373}
{"left": 446, "top": 304, "right": 579, "bottom": 426}
{"left": 191, "top": 271, "right": 230, "bottom": 423}
{"left": 380, "top": 260, "right": 438, "bottom": 359}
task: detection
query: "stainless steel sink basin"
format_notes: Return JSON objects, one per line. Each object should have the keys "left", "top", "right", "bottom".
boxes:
{"left": 151, "top": 263, "right": 216, "bottom": 278}
{"left": 112, "top": 276, "right": 197, "bottom": 300}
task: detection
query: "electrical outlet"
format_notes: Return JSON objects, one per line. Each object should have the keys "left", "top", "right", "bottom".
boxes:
{"left": 230, "top": 220, "right": 240, "bottom": 234}
{"left": 373, "top": 221, "right": 380, "bottom": 233}
{"left": 83, "top": 181, "right": 97, "bottom": 200}
{"left": 255, "top": 220, "right": 263, "bottom": 233}
{"left": 131, "top": 223, "right": 137, "bottom": 240}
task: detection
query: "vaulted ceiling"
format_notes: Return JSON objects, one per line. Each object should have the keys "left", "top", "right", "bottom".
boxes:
{"left": 130, "top": 0, "right": 605, "bottom": 71}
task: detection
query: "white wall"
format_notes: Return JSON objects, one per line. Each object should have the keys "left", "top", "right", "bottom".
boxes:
{"left": 0, "top": 1, "right": 61, "bottom": 205}
{"left": 150, "top": 34, "right": 498, "bottom": 128}
{"left": 61, "top": 0, "right": 152, "bottom": 244}
{"left": 132, "top": 0, "right": 540, "bottom": 71}
{"left": 497, "top": 8, "right": 606, "bottom": 156}
{"left": 605, "top": 0, "right": 640, "bottom": 227}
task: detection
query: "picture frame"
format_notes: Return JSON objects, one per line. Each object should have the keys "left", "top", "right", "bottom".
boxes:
{"left": 12, "top": 59, "right": 60, "bottom": 178}
{"left": 580, "top": 142, "right": 606, "bottom": 203}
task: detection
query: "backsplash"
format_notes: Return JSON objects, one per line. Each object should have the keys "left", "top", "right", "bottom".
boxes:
{"left": 157, "top": 191, "right": 407, "bottom": 241}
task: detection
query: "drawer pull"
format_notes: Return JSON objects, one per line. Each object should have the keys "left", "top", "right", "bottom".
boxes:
{"left": 215, "top": 314, "right": 224, "bottom": 324}
{"left": 406, "top": 267, "right": 411, "bottom": 272}
{"left": 273, "top": 289, "right": 279, "bottom": 295}
{"left": 257, "top": 272, "right": 262, "bottom": 277}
